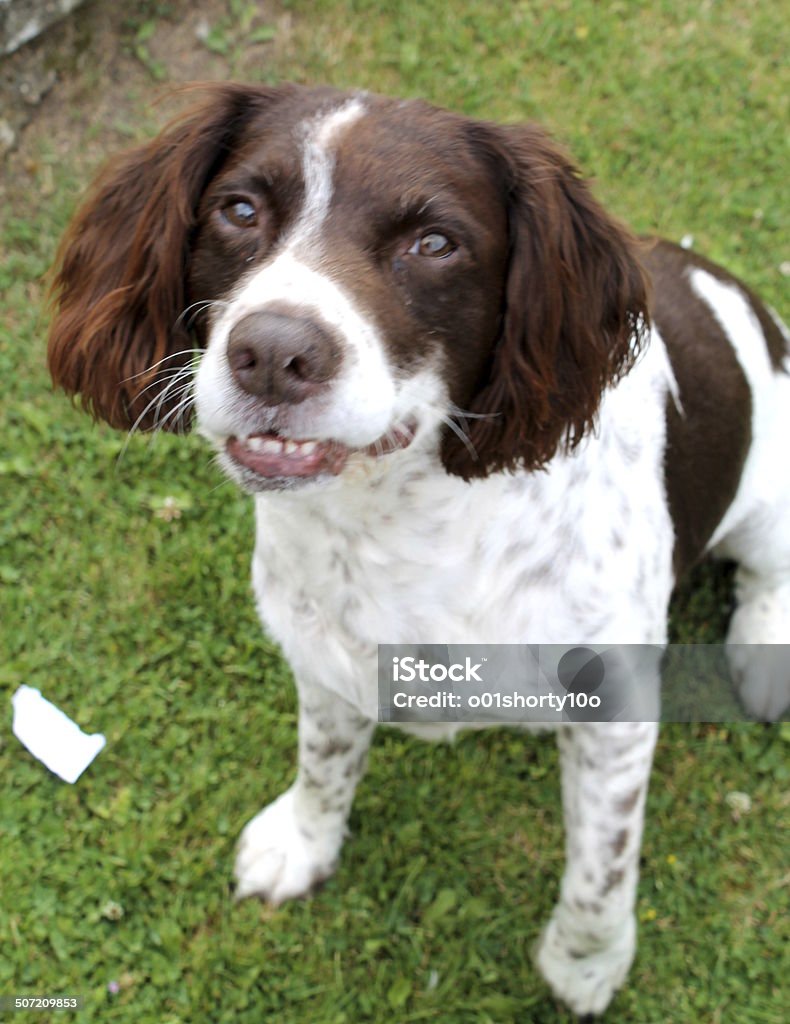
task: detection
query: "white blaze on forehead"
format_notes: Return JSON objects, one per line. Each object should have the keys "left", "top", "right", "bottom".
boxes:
{"left": 293, "top": 97, "right": 367, "bottom": 243}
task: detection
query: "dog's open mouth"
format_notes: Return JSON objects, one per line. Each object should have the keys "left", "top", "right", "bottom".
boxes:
{"left": 226, "top": 420, "right": 417, "bottom": 479}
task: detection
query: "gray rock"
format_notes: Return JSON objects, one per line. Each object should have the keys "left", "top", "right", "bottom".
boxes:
{"left": 1, "top": 0, "right": 86, "bottom": 56}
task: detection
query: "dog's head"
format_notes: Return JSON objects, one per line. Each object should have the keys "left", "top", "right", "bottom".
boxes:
{"left": 49, "top": 83, "right": 648, "bottom": 490}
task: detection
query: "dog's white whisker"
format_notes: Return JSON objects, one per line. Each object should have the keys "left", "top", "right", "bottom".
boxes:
{"left": 438, "top": 414, "right": 477, "bottom": 458}
{"left": 151, "top": 365, "right": 195, "bottom": 425}
{"left": 132, "top": 365, "right": 192, "bottom": 403}
{"left": 174, "top": 300, "right": 229, "bottom": 332}
{"left": 120, "top": 348, "right": 203, "bottom": 386}
{"left": 116, "top": 365, "right": 195, "bottom": 466}
{"left": 155, "top": 384, "right": 196, "bottom": 433}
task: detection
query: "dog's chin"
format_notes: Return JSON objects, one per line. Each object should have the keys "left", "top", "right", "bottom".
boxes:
{"left": 219, "top": 458, "right": 339, "bottom": 494}
{"left": 218, "top": 420, "right": 418, "bottom": 494}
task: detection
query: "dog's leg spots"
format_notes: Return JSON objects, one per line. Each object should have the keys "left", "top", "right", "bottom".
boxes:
{"left": 235, "top": 683, "right": 374, "bottom": 903}
{"left": 535, "top": 720, "right": 658, "bottom": 1015}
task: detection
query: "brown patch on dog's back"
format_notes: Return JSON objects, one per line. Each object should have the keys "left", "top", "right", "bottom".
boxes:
{"left": 643, "top": 240, "right": 755, "bottom": 577}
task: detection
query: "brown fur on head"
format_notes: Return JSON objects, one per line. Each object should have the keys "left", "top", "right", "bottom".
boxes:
{"left": 47, "top": 83, "right": 291, "bottom": 432}
{"left": 49, "top": 86, "right": 648, "bottom": 482}
{"left": 441, "top": 122, "right": 650, "bottom": 479}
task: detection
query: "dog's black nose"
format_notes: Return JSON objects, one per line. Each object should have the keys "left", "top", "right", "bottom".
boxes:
{"left": 227, "top": 309, "right": 342, "bottom": 406}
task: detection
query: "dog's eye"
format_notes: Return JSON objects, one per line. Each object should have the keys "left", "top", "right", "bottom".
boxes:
{"left": 408, "top": 232, "right": 455, "bottom": 258}
{"left": 221, "top": 199, "right": 258, "bottom": 229}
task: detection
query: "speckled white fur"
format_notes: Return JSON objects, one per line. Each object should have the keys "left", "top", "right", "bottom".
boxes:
{"left": 230, "top": 335, "right": 675, "bottom": 1016}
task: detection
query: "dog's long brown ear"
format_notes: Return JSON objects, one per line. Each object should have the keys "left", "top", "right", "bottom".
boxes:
{"left": 442, "top": 122, "right": 649, "bottom": 480}
{"left": 48, "top": 83, "right": 289, "bottom": 432}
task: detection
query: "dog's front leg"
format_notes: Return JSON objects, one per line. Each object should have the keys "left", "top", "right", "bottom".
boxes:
{"left": 235, "top": 681, "right": 375, "bottom": 903}
{"left": 535, "top": 720, "right": 658, "bottom": 1016}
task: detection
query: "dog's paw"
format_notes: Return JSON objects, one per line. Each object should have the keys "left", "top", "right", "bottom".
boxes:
{"left": 234, "top": 789, "right": 340, "bottom": 904}
{"left": 535, "top": 912, "right": 635, "bottom": 1016}
{"left": 728, "top": 643, "right": 790, "bottom": 721}
{"left": 727, "top": 582, "right": 790, "bottom": 720}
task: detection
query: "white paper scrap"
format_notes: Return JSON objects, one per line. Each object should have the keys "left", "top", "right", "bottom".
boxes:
{"left": 11, "top": 685, "right": 106, "bottom": 784}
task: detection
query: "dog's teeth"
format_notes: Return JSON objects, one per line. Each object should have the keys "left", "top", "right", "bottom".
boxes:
{"left": 243, "top": 435, "right": 319, "bottom": 456}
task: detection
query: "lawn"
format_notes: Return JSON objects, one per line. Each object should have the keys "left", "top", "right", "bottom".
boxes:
{"left": 0, "top": 1, "right": 788, "bottom": 1021}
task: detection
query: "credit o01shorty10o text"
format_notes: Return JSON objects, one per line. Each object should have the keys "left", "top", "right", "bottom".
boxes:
{"left": 391, "top": 691, "right": 602, "bottom": 711}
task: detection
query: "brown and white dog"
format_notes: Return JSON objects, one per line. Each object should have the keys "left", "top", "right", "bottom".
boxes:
{"left": 48, "top": 84, "right": 790, "bottom": 1015}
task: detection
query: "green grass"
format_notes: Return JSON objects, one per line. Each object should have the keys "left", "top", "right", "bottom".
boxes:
{"left": 1, "top": 1, "right": 788, "bottom": 1021}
